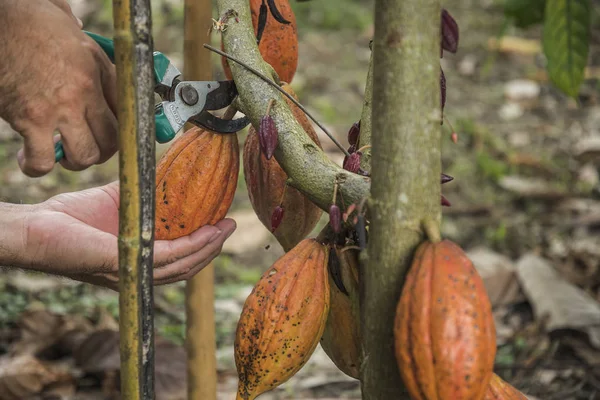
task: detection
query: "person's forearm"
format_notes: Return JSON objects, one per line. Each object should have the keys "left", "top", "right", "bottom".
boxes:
{"left": 0, "top": 202, "right": 33, "bottom": 267}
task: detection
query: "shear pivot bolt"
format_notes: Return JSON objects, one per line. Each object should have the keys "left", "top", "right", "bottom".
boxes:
{"left": 181, "top": 85, "right": 199, "bottom": 106}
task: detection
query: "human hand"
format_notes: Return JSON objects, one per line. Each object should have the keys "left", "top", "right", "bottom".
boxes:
{"left": 10, "top": 181, "right": 236, "bottom": 290}
{"left": 0, "top": 0, "right": 118, "bottom": 177}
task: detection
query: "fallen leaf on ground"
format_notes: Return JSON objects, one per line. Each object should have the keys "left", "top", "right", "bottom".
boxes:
{"left": 515, "top": 253, "right": 600, "bottom": 348}
{"left": 0, "top": 354, "right": 66, "bottom": 400}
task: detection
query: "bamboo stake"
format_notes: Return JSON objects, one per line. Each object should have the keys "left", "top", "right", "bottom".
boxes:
{"left": 183, "top": 1, "right": 218, "bottom": 399}
{"left": 359, "top": 0, "right": 441, "bottom": 398}
{"left": 113, "top": 0, "right": 156, "bottom": 398}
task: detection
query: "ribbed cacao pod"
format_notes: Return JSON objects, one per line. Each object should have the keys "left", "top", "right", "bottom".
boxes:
{"left": 243, "top": 83, "right": 323, "bottom": 251}
{"left": 155, "top": 127, "right": 239, "bottom": 240}
{"left": 222, "top": 0, "right": 298, "bottom": 83}
{"left": 394, "top": 239, "right": 496, "bottom": 400}
{"left": 235, "top": 238, "right": 330, "bottom": 400}
{"left": 484, "top": 374, "right": 527, "bottom": 400}
{"left": 320, "top": 247, "right": 361, "bottom": 379}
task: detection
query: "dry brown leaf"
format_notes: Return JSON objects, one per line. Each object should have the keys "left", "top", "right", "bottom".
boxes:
{"left": 499, "top": 176, "right": 569, "bottom": 201}
{"left": 515, "top": 253, "right": 600, "bottom": 348}
{"left": 10, "top": 309, "right": 93, "bottom": 358}
{"left": 73, "top": 329, "right": 120, "bottom": 374}
{"left": 73, "top": 329, "right": 187, "bottom": 399}
{"left": 0, "top": 354, "right": 60, "bottom": 400}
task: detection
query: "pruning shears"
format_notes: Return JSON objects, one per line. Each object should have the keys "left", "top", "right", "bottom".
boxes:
{"left": 54, "top": 31, "right": 249, "bottom": 162}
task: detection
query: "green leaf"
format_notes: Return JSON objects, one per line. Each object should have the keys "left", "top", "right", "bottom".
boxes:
{"left": 504, "top": 0, "right": 547, "bottom": 28}
{"left": 542, "top": 0, "right": 591, "bottom": 97}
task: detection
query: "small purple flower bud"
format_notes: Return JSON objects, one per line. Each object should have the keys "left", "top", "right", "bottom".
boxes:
{"left": 441, "top": 173, "right": 454, "bottom": 184}
{"left": 259, "top": 115, "right": 278, "bottom": 160}
{"left": 347, "top": 121, "right": 361, "bottom": 146}
{"left": 329, "top": 204, "right": 342, "bottom": 233}
{"left": 271, "top": 205, "right": 284, "bottom": 232}
{"left": 343, "top": 152, "right": 361, "bottom": 173}
{"left": 441, "top": 8, "right": 459, "bottom": 55}
{"left": 441, "top": 195, "right": 451, "bottom": 207}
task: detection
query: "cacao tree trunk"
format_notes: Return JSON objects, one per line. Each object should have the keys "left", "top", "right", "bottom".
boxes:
{"left": 359, "top": 0, "right": 442, "bottom": 399}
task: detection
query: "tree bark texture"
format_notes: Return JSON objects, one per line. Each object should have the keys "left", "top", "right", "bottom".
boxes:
{"left": 360, "top": 0, "right": 442, "bottom": 398}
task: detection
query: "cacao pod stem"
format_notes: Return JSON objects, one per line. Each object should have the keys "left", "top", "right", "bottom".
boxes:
{"left": 329, "top": 205, "right": 342, "bottom": 233}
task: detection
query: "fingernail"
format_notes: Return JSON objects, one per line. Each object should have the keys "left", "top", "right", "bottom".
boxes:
{"left": 208, "top": 229, "right": 222, "bottom": 243}
{"left": 77, "top": 17, "right": 83, "bottom": 28}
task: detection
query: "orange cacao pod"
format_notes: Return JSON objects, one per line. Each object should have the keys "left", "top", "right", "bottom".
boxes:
{"left": 155, "top": 127, "right": 239, "bottom": 240}
{"left": 484, "top": 374, "right": 527, "bottom": 400}
{"left": 243, "top": 83, "right": 322, "bottom": 251}
{"left": 235, "top": 238, "right": 330, "bottom": 400}
{"left": 394, "top": 239, "right": 496, "bottom": 400}
{"left": 222, "top": 0, "right": 298, "bottom": 83}
{"left": 320, "top": 247, "right": 361, "bottom": 379}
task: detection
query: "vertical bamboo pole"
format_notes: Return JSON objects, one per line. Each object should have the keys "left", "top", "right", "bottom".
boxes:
{"left": 183, "top": 1, "right": 218, "bottom": 399}
{"left": 113, "top": 0, "right": 156, "bottom": 398}
{"left": 359, "top": 0, "right": 441, "bottom": 399}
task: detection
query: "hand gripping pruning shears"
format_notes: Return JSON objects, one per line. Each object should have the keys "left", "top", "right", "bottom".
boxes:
{"left": 54, "top": 31, "right": 249, "bottom": 162}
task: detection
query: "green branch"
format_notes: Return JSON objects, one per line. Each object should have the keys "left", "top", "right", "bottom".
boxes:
{"left": 215, "top": 0, "right": 370, "bottom": 213}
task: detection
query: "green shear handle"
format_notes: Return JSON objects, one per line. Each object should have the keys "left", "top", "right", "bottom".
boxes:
{"left": 54, "top": 31, "right": 177, "bottom": 162}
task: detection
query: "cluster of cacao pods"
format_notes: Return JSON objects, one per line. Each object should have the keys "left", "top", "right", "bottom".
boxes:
{"left": 393, "top": 236, "right": 529, "bottom": 400}
{"left": 233, "top": 239, "right": 364, "bottom": 399}
{"left": 154, "top": 0, "right": 303, "bottom": 244}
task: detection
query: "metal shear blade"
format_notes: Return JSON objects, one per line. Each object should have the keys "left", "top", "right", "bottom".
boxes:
{"left": 162, "top": 80, "right": 249, "bottom": 134}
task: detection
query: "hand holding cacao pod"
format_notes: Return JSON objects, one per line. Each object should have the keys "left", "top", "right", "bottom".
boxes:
{"left": 155, "top": 127, "right": 239, "bottom": 240}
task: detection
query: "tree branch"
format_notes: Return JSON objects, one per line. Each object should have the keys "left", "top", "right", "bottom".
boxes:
{"left": 215, "top": 0, "right": 370, "bottom": 212}
{"left": 359, "top": 0, "right": 442, "bottom": 398}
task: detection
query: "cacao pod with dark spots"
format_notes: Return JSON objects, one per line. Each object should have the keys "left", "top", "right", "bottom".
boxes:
{"left": 155, "top": 127, "right": 239, "bottom": 240}
{"left": 235, "top": 238, "right": 330, "bottom": 400}
{"left": 394, "top": 239, "right": 496, "bottom": 400}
